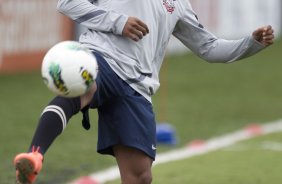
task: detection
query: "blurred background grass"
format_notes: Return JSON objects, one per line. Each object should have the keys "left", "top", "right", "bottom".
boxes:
{"left": 0, "top": 39, "right": 281, "bottom": 184}
{"left": 106, "top": 132, "right": 282, "bottom": 184}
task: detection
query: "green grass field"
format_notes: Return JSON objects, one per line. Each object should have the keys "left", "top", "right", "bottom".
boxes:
{"left": 106, "top": 132, "right": 282, "bottom": 184}
{"left": 154, "top": 132, "right": 282, "bottom": 184}
{"left": 1, "top": 39, "right": 282, "bottom": 184}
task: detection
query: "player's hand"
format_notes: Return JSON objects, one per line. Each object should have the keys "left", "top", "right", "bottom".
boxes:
{"left": 252, "top": 25, "right": 274, "bottom": 46}
{"left": 122, "top": 17, "right": 149, "bottom": 42}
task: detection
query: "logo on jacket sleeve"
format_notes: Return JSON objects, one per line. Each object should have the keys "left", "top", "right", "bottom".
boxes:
{"left": 163, "top": 0, "right": 176, "bottom": 13}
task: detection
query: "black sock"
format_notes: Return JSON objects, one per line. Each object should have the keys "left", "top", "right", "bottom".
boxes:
{"left": 29, "top": 96, "right": 81, "bottom": 154}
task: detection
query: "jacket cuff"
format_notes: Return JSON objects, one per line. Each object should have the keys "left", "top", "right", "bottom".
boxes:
{"left": 113, "top": 13, "right": 128, "bottom": 35}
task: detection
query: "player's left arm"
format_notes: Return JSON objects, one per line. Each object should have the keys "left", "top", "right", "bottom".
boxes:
{"left": 173, "top": 2, "right": 275, "bottom": 63}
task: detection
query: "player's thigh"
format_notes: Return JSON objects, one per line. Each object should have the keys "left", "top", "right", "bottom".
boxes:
{"left": 113, "top": 144, "right": 153, "bottom": 181}
{"left": 80, "top": 82, "right": 97, "bottom": 109}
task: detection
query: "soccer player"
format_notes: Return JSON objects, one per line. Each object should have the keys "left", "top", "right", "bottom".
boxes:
{"left": 13, "top": 0, "right": 274, "bottom": 184}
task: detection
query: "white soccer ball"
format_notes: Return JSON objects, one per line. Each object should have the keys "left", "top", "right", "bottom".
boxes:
{"left": 41, "top": 41, "right": 98, "bottom": 97}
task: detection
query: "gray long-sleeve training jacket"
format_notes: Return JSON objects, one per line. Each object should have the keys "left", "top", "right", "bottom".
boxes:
{"left": 57, "top": 0, "right": 265, "bottom": 102}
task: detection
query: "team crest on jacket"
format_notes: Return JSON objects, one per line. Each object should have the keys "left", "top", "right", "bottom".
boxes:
{"left": 163, "top": 0, "right": 176, "bottom": 13}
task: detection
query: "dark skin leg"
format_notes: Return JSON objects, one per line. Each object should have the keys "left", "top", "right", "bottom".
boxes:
{"left": 113, "top": 144, "right": 153, "bottom": 184}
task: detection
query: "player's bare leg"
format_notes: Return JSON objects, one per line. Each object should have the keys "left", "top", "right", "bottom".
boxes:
{"left": 80, "top": 82, "right": 97, "bottom": 109}
{"left": 113, "top": 144, "right": 153, "bottom": 184}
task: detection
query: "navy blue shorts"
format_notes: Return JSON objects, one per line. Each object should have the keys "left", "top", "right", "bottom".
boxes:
{"left": 90, "top": 52, "right": 156, "bottom": 160}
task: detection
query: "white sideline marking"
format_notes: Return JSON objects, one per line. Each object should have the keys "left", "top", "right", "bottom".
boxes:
{"left": 71, "top": 120, "right": 282, "bottom": 184}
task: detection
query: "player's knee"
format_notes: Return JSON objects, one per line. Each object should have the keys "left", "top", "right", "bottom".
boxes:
{"left": 138, "top": 171, "right": 152, "bottom": 184}
{"left": 80, "top": 82, "right": 97, "bottom": 109}
{"left": 124, "top": 170, "right": 152, "bottom": 184}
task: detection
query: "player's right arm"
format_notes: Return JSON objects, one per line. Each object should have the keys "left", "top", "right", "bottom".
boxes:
{"left": 57, "top": 0, "right": 127, "bottom": 35}
{"left": 57, "top": 0, "right": 148, "bottom": 41}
